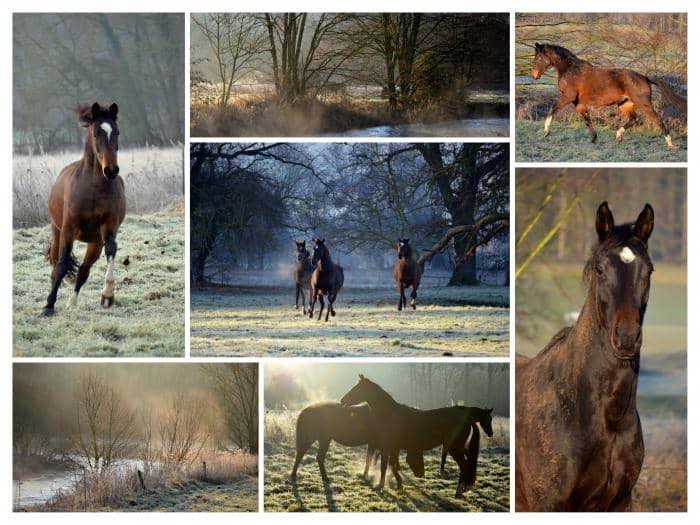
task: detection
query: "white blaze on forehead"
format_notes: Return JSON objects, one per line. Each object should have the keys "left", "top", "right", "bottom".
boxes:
{"left": 100, "top": 122, "right": 113, "bottom": 140}
{"left": 619, "top": 246, "right": 636, "bottom": 264}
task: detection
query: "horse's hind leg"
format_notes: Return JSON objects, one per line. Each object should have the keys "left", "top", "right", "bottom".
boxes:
{"left": 377, "top": 451, "right": 388, "bottom": 490}
{"left": 575, "top": 103, "right": 597, "bottom": 143}
{"left": 363, "top": 445, "right": 375, "bottom": 478}
{"left": 448, "top": 447, "right": 470, "bottom": 498}
{"left": 616, "top": 101, "right": 639, "bottom": 143}
{"left": 68, "top": 242, "right": 103, "bottom": 308}
{"left": 48, "top": 223, "right": 60, "bottom": 279}
{"left": 291, "top": 435, "right": 314, "bottom": 480}
{"left": 43, "top": 226, "right": 76, "bottom": 316}
{"left": 440, "top": 445, "right": 449, "bottom": 478}
{"left": 316, "top": 437, "right": 330, "bottom": 481}
{"left": 410, "top": 284, "right": 417, "bottom": 310}
{"left": 100, "top": 229, "right": 118, "bottom": 308}
{"left": 637, "top": 100, "right": 677, "bottom": 149}
{"left": 389, "top": 452, "right": 403, "bottom": 491}
{"left": 328, "top": 292, "right": 336, "bottom": 318}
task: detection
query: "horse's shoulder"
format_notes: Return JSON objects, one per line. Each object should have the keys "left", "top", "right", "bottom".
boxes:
{"left": 540, "top": 327, "right": 572, "bottom": 355}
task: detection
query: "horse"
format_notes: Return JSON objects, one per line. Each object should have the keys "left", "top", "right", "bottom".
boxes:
{"left": 308, "top": 238, "right": 344, "bottom": 322}
{"left": 341, "top": 374, "right": 493, "bottom": 497}
{"left": 292, "top": 240, "right": 313, "bottom": 313}
{"left": 515, "top": 201, "right": 653, "bottom": 511}
{"left": 530, "top": 43, "right": 685, "bottom": 149}
{"left": 43, "top": 102, "right": 126, "bottom": 316}
{"left": 393, "top": 238, "right": 424, "bottom": 311}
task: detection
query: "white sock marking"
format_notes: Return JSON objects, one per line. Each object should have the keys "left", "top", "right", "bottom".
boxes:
{"left": 616, "top": 127, "right": 625, "bottom": 141}
{"left": 544, "top": 115, "right": 553, "bottom": 134}
{"left": 102, "top": 256, "right": 115, "bottom": 297}
{"left": 665, "top": 135, "right": 676, "bottom": 148}
{"left": 100, "top": 122, "right": 113, "bottom": 140}
{"left": 620, "top": 247, "right": 636, "bottom": 264}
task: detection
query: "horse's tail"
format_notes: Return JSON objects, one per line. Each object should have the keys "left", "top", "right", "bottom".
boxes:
{"left": 44, "top": 241, "right": 78, "bottom": 280}
{"left": 336, "top": 265, "right": 345, "bottom": 290}
{"left": 648, "top": 76, "right": 687, "bottom": 116}
{"left": 464, "top": 422, "right": 480, "bottom": 489}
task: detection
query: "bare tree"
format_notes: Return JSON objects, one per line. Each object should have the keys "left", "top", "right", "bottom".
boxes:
{"left": 74, "top": 370, "right": 136, "bottom": 474}
{"left": 159, "top": 393, "right": 210, "bottom": 467}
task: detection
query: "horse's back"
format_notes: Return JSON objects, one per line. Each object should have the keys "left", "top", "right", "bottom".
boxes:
{"left": 297, "top": 401, "right": 369, "bottom": 447}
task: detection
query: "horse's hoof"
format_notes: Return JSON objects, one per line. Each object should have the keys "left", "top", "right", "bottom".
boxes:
{"left": 101, "top": 295, "right": 114, "bottom": 308}
{"left": 591, "top": 134, "right": 597, "bottom": 144}
{"left": 41, "top": 307, "right": 55, "bottom": 317}
{"left": 330, "top": 310, "right": 336, "bottom": 317}
{"left": 544, "top": 131, "right": 550, "bottom": 138}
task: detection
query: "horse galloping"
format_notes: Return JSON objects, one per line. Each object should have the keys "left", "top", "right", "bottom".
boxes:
{"left": 516, "top": 202, "right": 653, "bottom": 511}
{"left": 341, "top": 374, "right": 493, "bottom": 497}
{"left": 293, "top": 240, "right": 313, "bottom": 313}
{"left": 393, "top": 238, "right": 424, "bottom": 311}
{"left": 531, "top": 43, "right": 685, "bottom": 149}
{"left": 43, "top": 102, "right": 126, "bottom": 316}
{"left": 308, "top": 238, "right": 344, "bottom": 322}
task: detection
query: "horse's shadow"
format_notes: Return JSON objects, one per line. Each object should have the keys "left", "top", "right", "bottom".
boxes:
{"left": 290, "top": 476, "right": 337, "bottom": 512}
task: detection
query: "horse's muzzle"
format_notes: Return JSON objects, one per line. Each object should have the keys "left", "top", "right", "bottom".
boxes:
{"left": 612, "top": 323, "right": 642, "bottom": 358}
{"left": 531, "top": 68, "right": 542, "bottom": 80}
{"left": 103, "top": 165, "right": 120, "bottom": 179}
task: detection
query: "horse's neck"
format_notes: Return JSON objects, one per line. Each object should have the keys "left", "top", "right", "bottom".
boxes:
{"left": 318, "top": 252, "right": 333, "bottom": 272}
{"left": 367, "top": 386, "right": 399, "bottom": 413}
{"left": 565, "top": 290, "right": 640, "bottom": 426}
{"left": 80, "top": 137, "right": 102, "bottom": 180}
{"left": 550, "top": 54, "right": 576, "bottom": 76}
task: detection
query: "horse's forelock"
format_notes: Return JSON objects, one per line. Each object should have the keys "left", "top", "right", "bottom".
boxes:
{"left": 582, "top": 223, "right": 649, "bottom": 284}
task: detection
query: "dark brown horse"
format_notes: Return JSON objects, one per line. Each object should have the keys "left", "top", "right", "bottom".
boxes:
{"left": 516, "top": 202, "right": 653, "bottom": 511}
{"left": 43, "top": 103, "right": 125, "bottom": 316}
{"left": 341, "top": 375, "right": 493, "bottom": 497}
{"left": 308, "top": 239, "right": 344, "bottom": 322}
{"left": 393, "top": 238, "right": 424, "bottom": 311}
{"left": 531, "top": 43, "right": 684, "bottom": 149}
{"left": 292, "top": 240, "right": 313, "bottom": 313}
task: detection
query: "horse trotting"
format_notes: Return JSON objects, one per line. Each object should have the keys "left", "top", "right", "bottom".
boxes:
{"left": 293, "top": 240, "right": 313, "bottom": 313}
{"left": 516, "top": 202, "right": 653, "bottom": 511}
{"left": 341, "top": 374, "right": 493, "bottom": 497}
{"left": 308, "top": 238, "right": 344, "bottom": 322}
{"left": 531, "top": 43, "right": 684, "bottom": 149}
{"left": 43, "top": 102, "right": 126, "bottom": 316}
{"left": 393, "top": 238, "right": 424, "bottom": 311}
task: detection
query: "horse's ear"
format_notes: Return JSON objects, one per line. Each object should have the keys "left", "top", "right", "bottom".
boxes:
{"left": 358, "top": 373, "right": 364, "bottom": 380}
{"left": 488, "top": 408, "right": 494, "bottom": 414}
{"left": 109, "top": 103, "right": 119, "bottom": 120}
{"left": 535, "top": 42, "right": 541, "bottom": 51}
{"left": 634, "top": 203, "right": 654, "bottom": 244}
{"left": 321, "top": 238, "right": 325, "bottom": 244}
{"left": 595, "top": 201, "right": 615, "bottom": 242}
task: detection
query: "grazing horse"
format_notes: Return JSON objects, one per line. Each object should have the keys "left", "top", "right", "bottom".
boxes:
{"left": 341, "top": 374, "right": 493, "bottom": 497}
{"left": 292, "top": 240, "right": 313, "bottom": 313}
{"left": 393, "top": 238, "right": 424, "bottom": 311}
{"left": 291, "top": 402, "right": 411, "bottom": 482}
{"left": 531, "top": 43, "right": 684, "bottom": 149}
{"left": 516, "top": 202, "right": 653, "bottom": 511}
{"left": 43, "top": 103, "right": 125, "bottom": 316}
{"left": 308, "top": 239, "right": 344, "bottom": 322}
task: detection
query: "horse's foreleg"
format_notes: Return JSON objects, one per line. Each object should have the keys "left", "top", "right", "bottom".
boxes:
{"left": 448, "top": 447, "right": 470, "bottom": 498}
{"left": 397, "top": 285, "right": 404, "bottom": 311}
{"left": 410, "top": 284, "right": 417, "bottom": 310}
{"left": 363, "top": 445, "right": 374, "bottom": 478}
{"left": 43, "top": 227, "right": 75, "bottom": 316}
{"left": 544, "top": 97, "right": 572, "bottom": 137}
{"left": 308, "top": 287, "right": 316, "bottom": 318}
{"left": 68, "top": 241, "right": 103, "bottom": 308}
{"left": 377, "top": 451, "right": 388, "bottom": 490}
{"left": 317, "top": 295, "right": 325, "bottom": 321}
{"left": 100, "top": 229, "right": 118, "bottom": 308}
{"left": 575, "top": 103, "right": 597, "bottom": 143}
{"left": 295, "top": 284, "right": 300, "bottom": 310}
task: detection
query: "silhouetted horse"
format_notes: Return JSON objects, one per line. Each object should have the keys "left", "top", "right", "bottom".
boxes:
{"left": 516, "top": 202, "right": 653, "bottom": 511}
{"left": 293, "top": 240, "right": 313, "bottom": 313}
{"left": 308, "top": 239, "right": 344, "bottom": 322}
{"left": 341, "top": 374, "right": 493, "bottom": 497}
{"left": 43, "top": 103, "right": 125, "bottom": 316}
{"left": 531, "top": 43, "right": 685, "bottom": 149}
{"left": 393, "top": 238, "right": 424, "bottom": 311}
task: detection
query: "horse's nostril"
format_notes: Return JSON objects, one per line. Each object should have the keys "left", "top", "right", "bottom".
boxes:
{"left": 112, "top": 166, "right": 119, "bottom": 176}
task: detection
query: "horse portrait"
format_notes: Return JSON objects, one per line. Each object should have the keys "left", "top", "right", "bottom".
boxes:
{"left": 43, "top": 102, "right": 126, "bottom": 316}
{"left": 516, "top": 202, "right": 654, "bottom": 511}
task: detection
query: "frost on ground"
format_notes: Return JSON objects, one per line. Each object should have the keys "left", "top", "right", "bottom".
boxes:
{"left": 191, "top": 286, "right": 509, "bottom": 357}
{"left": 13, "top": 205, "right": 185, "bottom": 357}
{"left": 264, "top": 410, "right": 510, "bottom": 512}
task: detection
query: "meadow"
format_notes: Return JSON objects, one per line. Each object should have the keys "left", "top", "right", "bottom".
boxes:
{"left": 12, "top": 147, "right": 185, "bottom": 357}
{"left": 264, "top": 409, "right": 510, "bottom": 512}
{"left": 190, "top": 285, "right": 509, "bottom": 357}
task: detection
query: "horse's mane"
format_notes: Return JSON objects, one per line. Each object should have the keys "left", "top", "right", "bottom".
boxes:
{"left": 540, "top": 327, "right": 572, "bottom": 356}
{"left": 542, "top": 44, "right": 582, "bottom": 62}
{"left": 364, "top": 378, "right": 398, "bottom": 405}
{"left": 582, "top": 223, "right": 650, "bottom": 284}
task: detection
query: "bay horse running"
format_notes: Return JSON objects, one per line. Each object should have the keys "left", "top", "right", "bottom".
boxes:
{"left": 341, "top": 374, "right": 493, "bottom": 497}
{"left": 293, "top": 240, "right": 313, "bottom": 313}
{"left": 516, "top": 202, "right": 653, "bottom": 511}
{"left": 393, "top": 238, "right": 424, "bottom": 311}
{"left": 531, "top": 43, "right": 685, "bottom": 149}
{"left": 43, "top": 103, "right": 125, "bottom": 316}
{"left": 308, "top": 238, "right": 344, "bottom": 322}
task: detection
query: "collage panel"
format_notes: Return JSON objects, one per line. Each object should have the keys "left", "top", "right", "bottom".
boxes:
{"left": 12, "top": 13, "right": 186, "bottom": 357}
{"left": 264, "top": 361, "right": 509, "bottom": 512}
{"left": 12, "top": 362, "right": 259, "bottom": 512}
{"left": 515, "top": 168, "right": 687, "bottom": 511}
{"left": 190, "top": 142, "right": 509, "bottom": 357}
{"left": 190, "top": 13, "right": 509, "bottom": 138}
{"left": 515, "top": 13, "right": 687, "bottom": 162}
